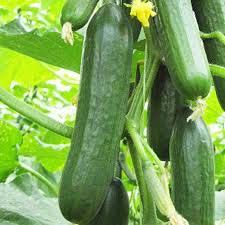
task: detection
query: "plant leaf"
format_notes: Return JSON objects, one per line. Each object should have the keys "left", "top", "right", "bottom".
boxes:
{"left": 0, "top": 120, "right": 22, "bottom": 182}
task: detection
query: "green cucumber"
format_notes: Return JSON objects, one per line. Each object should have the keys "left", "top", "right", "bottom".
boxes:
{"left": 122, "top": 0, "right": 142, "bottom": 42}
{"left": 192, "top": 0, "right": 225, "bottom": 110}
{"left": 170, "top": 107, "right": 215, "bottom": 225}
{"left": 151, "top": 0, "right": 212, "bottom": 100}
{"left": 87, "top": 178, "right": 129, "bottom": 225}
{"left": 60, "top": 0, "right": 99, "bottom": 30}
{"left": 147, "top": 65, "right": 181, "bottom": 161}
{"left": 59, "top": 3, "right": 133, "bottom": 224}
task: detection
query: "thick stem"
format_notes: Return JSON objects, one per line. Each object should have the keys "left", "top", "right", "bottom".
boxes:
{"left": 0, "top": 87, "right": 73, "bottom": 138}
{"left": 210, "top": 64, "right": 225, "bottom": 79}
{"left": 126, "top": 119, "right": 188, "bottom": 225}
{"left": 200, "top": 31, "right": 225, "bottom": 46}
{"left": 19, "top": 162, "right": 58, "bottom": 196}
{"left": 127, "top": 57, "right": 160, "bottom": 124}
{"left": 128, "top": 140, "right": 159, "bottom": 225}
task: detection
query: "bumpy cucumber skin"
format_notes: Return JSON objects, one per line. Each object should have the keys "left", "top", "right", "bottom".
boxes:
{"left": 192, "top": 0, "right": 225, "bottom": 110}
{"left": 60, "top": 0, "right": 99, "bottom": 30}
{"left": 170, "top": 107, "right": 215, "bottom": 225}
{"left": 87, "top": 178, "right": 129, "bottom": 225}
{"left": 59, "top": 4, "right": 133, "bottom": 224}
{"left": 122, "top": 0, "right": 142, "bottom": 42}
{"left": 151, "top": 0, "right": 212, "bottom": 100}
{"left": 147, "top": 65, "right": 180, "bottom": 161}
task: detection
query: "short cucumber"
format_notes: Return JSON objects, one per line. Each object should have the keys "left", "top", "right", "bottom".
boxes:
{"left": 147, "top": 65, "right": 181, "bottom": 161}
{"left": 151, "top": 0, "right": 212, "bottom": 100}
{"left": 87, "top": 178, "right": 129, "bottom": 225}
{"left": 60, "top": 0, "right": 99, "bottom": 30}
{"left": 59, "top": 3, "right": 133, "bottom": 224}
{"left": 192, "top": 0, "right": 225, "bottom": 110}
{"left": 170, "top": 107, "right": 215, "bottom": 225}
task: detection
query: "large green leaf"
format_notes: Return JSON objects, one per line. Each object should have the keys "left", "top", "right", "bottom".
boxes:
{"left": 19, "top": 133, "right": 69, "bottom": 172}
{"left": 0, "top": 174, "right": 69, "bottom": 225}
{"left": 0, "top": 120, "right": 22, "bottom": 182}
{"left": 0, "top": 48, "right": 55, "bottom": 89}
{"left": 215, "top": 150, "right": 225, "bottom": 184}
{"left": 0, "top": 20, "right": 83, "bottom": 72}
{"left": 203, "top": 88, "right": 224, "bottom": 124}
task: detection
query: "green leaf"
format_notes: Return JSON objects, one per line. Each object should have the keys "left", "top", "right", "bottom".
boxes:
{"left": 19, "top": 133, "right": 69, "bottom": 172}
{"left": 0, "top": 173, "right": 69, "bottom": 225}
{"left": 0, "top": 120, "right": 22, "bottom": 182}
{"left": 203, "top": 88, "right": 224, "bottom": 124}
{"left": 0, "top": 48, "right": 55, "bottom": 89}
{"left": 215, "top": 150, "right": 225, "bottom": 184}
{"left": 0, "top": 19, "right": 83, "bottom": 72}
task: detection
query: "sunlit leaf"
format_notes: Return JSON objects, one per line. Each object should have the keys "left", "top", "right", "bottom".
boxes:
{"left": 203, "top": 88, "right": 224, "bottom": 124}
{"left": 0, "top": 120, "right": 22, "bottom": 181}
{"left": 19, "top": 133, "right": 69, "bottom": 172}
{"left": 0, "top": 19, "right": 83, "bottom": 72}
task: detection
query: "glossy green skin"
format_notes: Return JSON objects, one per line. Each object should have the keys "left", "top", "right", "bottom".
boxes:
{"left": 147, "top": 65, "right": 180, "bottom": 161}
{"left": 59, "top": 4, "right": 133, "bottom": 224}
{"left": 151, "top": 0, "right": 212, "bottom": 100}
{"left": 170, "top": 108, "right": 215, "bottom": 225}
{"left": 192, "top": 0, "right": 225, "bottom": 110}
{"left": 86, "top": 178, "right": 129, "bottom": 225}
{"left": 60, "top": 0, "right": 99, "bottom": 30}
{"left": 122, "top": 0, "right": 142, "bottom": 42}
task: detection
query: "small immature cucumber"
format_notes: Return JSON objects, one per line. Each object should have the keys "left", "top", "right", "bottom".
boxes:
{"left": 60, "top": 0, "right": 99, "bottom": 31}
{"left": 170, "top": 107, "right": 215, "bottom": 225}
{"left": 87, "top": 178, "right": 129, "bottom": 225}
{"left": 147, "top": 65, "right": 181, "bottom": 161}
{"left": 192, "top": 0, "right": 225, "bottom": 110}
{"left": 151, "top": 0, "right": 212, "bottom": 100}
{"left": 59, "top": 3, "right": 133, "bottom": 224}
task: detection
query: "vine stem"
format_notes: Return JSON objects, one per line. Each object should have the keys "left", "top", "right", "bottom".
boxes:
{"left": 127, "top": 56, "right": 160, "bottom": 124}
{"left": 210, "top": 64, "right": 225, "bottom": 78}
{"left": 128, "top": 139, "right": 159, "bottom": 225}
{"left": 119, "top": 151, "right": 137, "bottom": 184}
{"left": 0, "top": 87, "right": 73, "bottom": 138}
{"left": 126, "top": 119, "right": 189, "bottom": 225}
{"left": 200, "top": 31, "right": 225, "bottom": 45}
{"left": 19, "top": 162, "right": 58, "bottom": 196}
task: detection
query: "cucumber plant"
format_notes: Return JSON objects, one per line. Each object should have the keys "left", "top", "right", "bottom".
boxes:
{"left": 2, "top": 0, "right": 225, "bottom": 224}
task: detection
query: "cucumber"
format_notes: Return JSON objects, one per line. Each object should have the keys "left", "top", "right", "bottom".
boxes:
{"left": 151, "top": 0, "right": 212, "bottom": 100}
{"left": 87, "top": 178, "right": 129, "bottom": 225}
{"left": 170, "top": 107, "right": 215, "bottom": 225}
{"left": 122, "top": 0, "right": 142, "bottom": 42}
{"left": 147, "top": 65, "right": 181, "bottom": 161}
{"left": 60, "top": 0, "right": 99, "bottom": 31}
{"left": 192, "top": 0, "right": 225, "bottom": 110}
{"left": 59, "top": 3, "right": 133, "bottom": 224}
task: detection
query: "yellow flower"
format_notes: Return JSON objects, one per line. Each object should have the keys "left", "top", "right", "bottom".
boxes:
{"left": 129, "top": 0, "right": 156, "bottom": 27}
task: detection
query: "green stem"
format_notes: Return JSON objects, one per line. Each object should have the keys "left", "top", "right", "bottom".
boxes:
{"left": 141, "top": 138, "right": 170, "bottom": 196}
{"left": 200, "top": 31, "right": 225, "bottom": 46}
{"left": 128, "top": 139, "right": 158, "bottom": 225}
{"left": 0, "top": 87, "right": 73, "bottom": 138}
{"left": 19, "top": 162, "right": 58, "bottom": 196}
{"left": 210, "top": 64, "right": 225, "bottom": 78}
{"left": 126, "top": 119, "right": 188, "bottom": 224}
{"left": 127, "top": 57, "right": 160, "bottom": 124}
{"left": 119, "top": 152, "right": 137, "bottom": 184}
